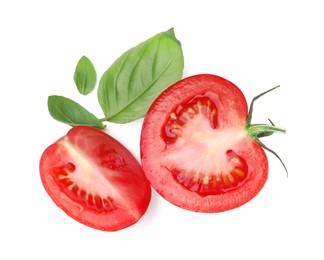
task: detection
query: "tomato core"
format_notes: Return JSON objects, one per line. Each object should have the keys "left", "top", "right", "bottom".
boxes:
{"left": 160, "top": 93, "right": 249, "bottom": 196}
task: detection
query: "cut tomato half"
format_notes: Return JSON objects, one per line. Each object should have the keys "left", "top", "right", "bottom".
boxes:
{"left": 140, "top": 74, "right": 276, "bottom": 213}
{"left": 40, "top": 126, "right": 151, "bottom": 231}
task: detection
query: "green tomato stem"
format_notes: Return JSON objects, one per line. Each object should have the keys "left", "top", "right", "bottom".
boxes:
{"left": 245, "top": 85, "right": 288, "bottom": 176}
{"left": 246, "top": 124, "right": 286, "bottom": 138}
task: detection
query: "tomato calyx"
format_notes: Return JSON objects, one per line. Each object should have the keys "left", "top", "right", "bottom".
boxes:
{"left": 244, "top": 85, "right": 288, "bottom": 175}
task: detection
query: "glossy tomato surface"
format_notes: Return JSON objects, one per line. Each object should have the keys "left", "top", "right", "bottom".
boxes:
{"left": 40, "top": 126, "right": 151, "bottom": 231}
{"left": 140, "top": 74, "right": 268, "bottom": 213}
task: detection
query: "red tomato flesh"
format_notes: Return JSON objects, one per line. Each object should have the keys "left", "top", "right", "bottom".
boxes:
{"left": 40, "top": 126, "right": 151, "bottom": 231}
{"left": 140, "top": 74, "right": 268, "bottom": 212}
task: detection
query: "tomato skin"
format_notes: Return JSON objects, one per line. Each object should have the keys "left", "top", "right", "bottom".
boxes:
{"left": 140, "top": 74, "right": 268, "bottom": 213}
{"left": 40, "top": 126, "right": 151, "bottom": 231}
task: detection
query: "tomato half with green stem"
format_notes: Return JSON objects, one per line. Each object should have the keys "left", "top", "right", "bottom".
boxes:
{"left": 140, "top": 74, "right": 286, "bottom": 213}
{"left": 40, "top": 126, "right": 151, "bottom": 231}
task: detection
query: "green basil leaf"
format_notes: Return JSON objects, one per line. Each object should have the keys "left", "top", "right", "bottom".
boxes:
{"left": 48, "top": 95, "right": 105, "bottom": 129}
{"left": 74, "top": 56, "right": 97, "bottom": 95}
{"left": 98, "top": 28, "right": 184, "bottom": 123}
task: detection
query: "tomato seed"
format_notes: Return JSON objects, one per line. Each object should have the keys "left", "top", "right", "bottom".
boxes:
{"left": 162, "top": 95, "right": 219, "bottom": 144}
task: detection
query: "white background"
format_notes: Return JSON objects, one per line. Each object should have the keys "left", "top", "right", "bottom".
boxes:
{"left": 1, "top": 0, "right": 323, "bottom": 259}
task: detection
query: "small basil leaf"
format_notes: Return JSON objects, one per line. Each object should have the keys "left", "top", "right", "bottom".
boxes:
{"left": 98, "top": 28, "right": 184, "bottom": 123}
{"left": 74, "top": 56, "right": 97, "bottom": 95}
{"left": 48, "top": 95, "right": 105, "bottom": 129}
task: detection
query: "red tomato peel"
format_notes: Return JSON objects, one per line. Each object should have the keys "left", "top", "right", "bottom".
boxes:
{"left": 140, "top": 74, "right": 286, "bottom": 213}
{"left": 40, "top": 126, "right": 151, "bottom": 231}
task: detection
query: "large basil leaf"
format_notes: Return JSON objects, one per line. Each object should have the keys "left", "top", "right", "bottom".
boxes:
{"left": 48, "top": 95, "right": 105, "bottom": 129}
{"left": 98, "top": 28, "right": 184, "bottom": 123}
